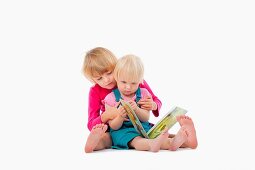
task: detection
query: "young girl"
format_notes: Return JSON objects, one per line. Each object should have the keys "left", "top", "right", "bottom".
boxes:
{"left": 104, "top": 55, "right": 193, "bottom": 151}
{"left": 82, "top": 47, "right": 162, "bottom": 153}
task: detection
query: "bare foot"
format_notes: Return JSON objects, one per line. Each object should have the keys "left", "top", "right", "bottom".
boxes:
{"left": 149, "top": 129, "right": 169, "bottom": 152}
{"left": 85, "top": 124, "right": 108, "bottom": 153}
{"left": 169, "top": 127, "right": 188, "bottom": 151}
{"left": 177, "top": 115, "right": 198, "bottom": 149}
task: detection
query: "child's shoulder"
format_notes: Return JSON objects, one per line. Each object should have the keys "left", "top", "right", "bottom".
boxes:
{"left": 90, "top": 84, "right": 111, "bottom": 93}
{"left": 105, "top": 91, "right": 114, "bottom": 98}
{"left": 103, "top": 91, "right": 116, "bottom": 107}
{"left": 89, "top": 84, "right": 98, "bottom": 91}
{"left": 90, "top": 84, "right": 101, "bottom": 90}
{"left": 88, "top": 84, "right": 101, "bottom": 95}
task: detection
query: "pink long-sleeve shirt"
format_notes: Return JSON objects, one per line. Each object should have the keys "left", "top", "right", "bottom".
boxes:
{"left": 87, "top": 80, "right": 162, "bottom": 131}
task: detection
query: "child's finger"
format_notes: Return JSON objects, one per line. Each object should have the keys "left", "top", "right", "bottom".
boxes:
{"left": 119, "top": 107, "right": 125, "bottom": 113}
{"left": 120, "top": 108, "right": 126, "bottom": 114}
{"left": 139, "top": 96, "right": 152, "bottom": 102}
{"left": 124, "top": 118, "right": 129, "bottom": 121}
{"left": 118, "top": 105, "right": 123, "bottom": 110}
{"left": 137, "top": 100, "right": 144, "bottom": 104}
{"left": 138, "top": 100, "right": 150, "bottom": 105}
{"left": 145, "top": 95, "right": 152, "bottom": 99}
{"left": 116, "top": 101, "right": 121, "bottom": 107}
{"left": 142, "top": 103, "right": 152, "bottom": 107}
{"left": 140, "top": 103, "right": 149, "bottom": 107}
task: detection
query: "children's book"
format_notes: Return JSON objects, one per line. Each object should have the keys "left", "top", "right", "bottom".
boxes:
{"left": 120, "top": 99, "right": 187, "bottom": 139}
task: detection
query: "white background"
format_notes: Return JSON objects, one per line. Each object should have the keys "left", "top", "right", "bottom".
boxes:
{"left": 0, "top": 0, "right": 255, "bottom": 170}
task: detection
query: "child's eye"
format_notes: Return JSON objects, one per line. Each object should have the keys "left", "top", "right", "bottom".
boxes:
{"left": 107, "top": 71, "right": 112, "bottom": 75}
{"left": 121, "top": 81, "right": 126, "bottom": 84}
{"left": 97, "top": 77, "right": 102, "bottom": 81}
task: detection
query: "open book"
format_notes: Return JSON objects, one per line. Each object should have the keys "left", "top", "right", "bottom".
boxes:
{"left": 120, "top": 99, "right": 187, "bottom": 139}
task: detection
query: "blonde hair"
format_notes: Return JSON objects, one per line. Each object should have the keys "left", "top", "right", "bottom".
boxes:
{"left": 114, "top": 54, "right": 144, "bottom": 83}
{"left": 82, "top": 47, "right": 117, "bottom": 82}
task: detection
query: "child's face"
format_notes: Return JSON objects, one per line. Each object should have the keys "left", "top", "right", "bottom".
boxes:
{"left": 92, "top": 71, "right": 116, "bottom": 89}
{"left": 117, "top": 78, "right": 140, "bottom": 98}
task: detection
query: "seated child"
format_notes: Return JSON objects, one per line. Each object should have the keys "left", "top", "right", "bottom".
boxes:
{"left": 82, "top": 47, "right": 163, "bottom": 153}
{"left": 104, "top": 55, "right": 197, "bottom": 151}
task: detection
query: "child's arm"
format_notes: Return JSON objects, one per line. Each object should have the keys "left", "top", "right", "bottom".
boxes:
{"left": 108, "top": 116, "right": 124, "bottom": 130}
{"left": 87, "top": 88, "right": 104, "bottom": 131}
{"left": 139, "top": 80, "right": 162, "bottom": 117}
{"left": 108, "top": 106, "right": 127, "bottom": 130}
{"left": 104, "top": 93, "right": 127, "bottom": 130}
{"left": 87, "top": 88, "right": 118, "bottom": 130}
{"left": 129, "top": 101, "right": 150, "bottom": 122}
{"left": 101, "top": 105, "right": 119, "bottom": 123}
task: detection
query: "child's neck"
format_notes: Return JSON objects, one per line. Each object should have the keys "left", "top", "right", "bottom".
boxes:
{"left": 120, "top": 93, "right": 135, "bottom": 101}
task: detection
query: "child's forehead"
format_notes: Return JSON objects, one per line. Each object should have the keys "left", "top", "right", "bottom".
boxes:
{"left": 118, "top": 74, "right": 139, "bottom": 83}
{"left": 92, "top": 69, "right": 113, "bottom": 77}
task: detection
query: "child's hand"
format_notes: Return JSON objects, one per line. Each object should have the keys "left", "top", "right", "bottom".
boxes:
{"left": 137, "top": 96, "right": 157, "bottom": 111}
{"left": 129, "top": 100, "right": 139, "bottom": 112}
{"left": 105, "top": 104, "right": 120, "bottom": 120}
{"left": 117, "top": 106, "right": 129, "bottom": 121}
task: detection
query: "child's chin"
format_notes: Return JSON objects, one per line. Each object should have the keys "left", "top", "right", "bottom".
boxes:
{"left": 105, "top": 84, "right": 115, "bottom": 89}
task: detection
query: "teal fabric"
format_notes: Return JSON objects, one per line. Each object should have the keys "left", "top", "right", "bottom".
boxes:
{"left": 113, "top": 87, "right": 141, "bottom": 103}
{"left": 110, "top": 121, "right": 151, "bottom": 149}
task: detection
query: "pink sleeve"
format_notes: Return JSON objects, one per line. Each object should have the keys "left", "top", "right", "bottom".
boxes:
{"left": 140, "top": 80, "right": 162, "bottom": 117}
{"left": 87, "top": 87, "right": 103, "bottom": 131}
{"left": 103, "top": 92, "right": 118, "bottom": 107}
{"left": 140, "top": 88, "right": 152, "bottom": 99}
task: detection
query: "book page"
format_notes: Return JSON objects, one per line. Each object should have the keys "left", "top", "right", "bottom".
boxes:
{"left": 147, "top": 107, "right": 187, "bottom": 139}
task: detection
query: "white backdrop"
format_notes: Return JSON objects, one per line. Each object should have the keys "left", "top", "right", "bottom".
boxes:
{"left": 0, "top": 1, "right": 254, "bottom": 170}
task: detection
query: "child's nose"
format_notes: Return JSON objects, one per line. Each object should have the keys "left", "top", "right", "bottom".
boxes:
{"left": 125, "top": 84, "right": 130, "bottom": 89}
{"left": 103, "top": 77, "right": 109, "bottom": 83}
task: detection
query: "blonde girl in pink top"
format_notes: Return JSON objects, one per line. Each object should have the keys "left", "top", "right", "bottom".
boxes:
{"left": 82, "top": 47, "right": 198, "bottom": 153}
{"left": 82, "top": 47, "right": 162, "bottom": 153}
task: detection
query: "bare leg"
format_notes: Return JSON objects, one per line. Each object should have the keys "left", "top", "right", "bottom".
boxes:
{"left": 85, "top": 124, "right": 111, "bottom": 153}
{"left": 177, "top": 115, "right": 198, "bottom": 149}
{"left": 169, "top": 127, "right": 188, "bottom": 151}
{"left": 129, "top": 130, "right": 169, "bottom": 152}
{"left": 167, "top": 136, "right": 189, "bottom": 148}
{"left": 161, "top": 127, "right": 188, "bottom": 151}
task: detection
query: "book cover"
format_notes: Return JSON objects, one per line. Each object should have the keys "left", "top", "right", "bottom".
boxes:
{"left": 120, "top": 99, "right": 187, "bottom": 139}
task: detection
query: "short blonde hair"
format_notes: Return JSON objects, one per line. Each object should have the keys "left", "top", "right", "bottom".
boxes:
{"left": 82, "top": 47, "right": 117, "bottom": 82}
{"left": 114, "top": 54, "right": 144, "bottom": 83}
